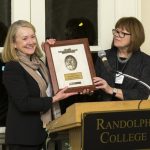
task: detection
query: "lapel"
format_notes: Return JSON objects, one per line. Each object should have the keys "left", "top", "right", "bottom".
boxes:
{"left": 105, "top": 48, "right": 117, "bottom": 87}
{"left": 123, "top": 51, "right": 141, "bottom": 75}
{"left": 119, "top": 51, "right": 141, "bottom": 88}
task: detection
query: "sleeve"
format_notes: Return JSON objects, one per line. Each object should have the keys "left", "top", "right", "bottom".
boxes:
{"left": 3, "top": 61, "right": 52, "bottom": 112}
{"left": 93, "top": 54, "right": 112, "bottom": 101}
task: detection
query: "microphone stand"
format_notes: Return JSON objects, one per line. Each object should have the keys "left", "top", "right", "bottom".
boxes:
{"left": 116, "top": 71, "right": 150, "bottom": 109}
{"left": 116, "top": 71, "right": 150, "bottom": 94}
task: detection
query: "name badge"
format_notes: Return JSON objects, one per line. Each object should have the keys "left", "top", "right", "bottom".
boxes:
{"left": 115, "top": 73, "right": 124, "bottom": 84}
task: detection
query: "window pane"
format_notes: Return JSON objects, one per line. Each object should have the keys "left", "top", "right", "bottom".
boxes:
{"left": 45, "top": 0, "right": 98, "bottom": 45}
{"left": 0, "top": 0, "right": 11, "bottom": 47}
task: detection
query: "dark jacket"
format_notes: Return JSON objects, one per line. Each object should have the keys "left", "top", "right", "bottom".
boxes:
{"left": 94, "top": 47, "right": 150, "bottom": 101}
{"left": 0, "top": 60, "right": 8, "bottom": 126}
{"left": 3, "top": 61, "right": 52, "bottom": 145}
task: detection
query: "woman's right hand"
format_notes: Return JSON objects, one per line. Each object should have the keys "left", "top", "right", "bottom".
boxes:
{"left": 93, "top": 77, "right": 113, "bottom": 95}
{"left": 46, "top": 38, "right": 56, "bottom": 45}
{"left": 52, "top": 87, "right": 78, "bottom": 103}
{"left": 41, "top": 38, "right": 56, "bottom": 50}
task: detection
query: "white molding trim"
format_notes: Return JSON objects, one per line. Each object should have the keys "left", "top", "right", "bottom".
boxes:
{"left": 11, "top": 0, "right": 31, "bottom": 23}
{"left": 137, "top": 0, "right": 142, "bottom": 20}
{"left": 0, "top": 127, "right": 6, "bottom": 133}
{"left": 30, "top": 0, "right": 45, "bottom": 46}
{"left": 0, "top": 47, "right": 3, "bottom": 53}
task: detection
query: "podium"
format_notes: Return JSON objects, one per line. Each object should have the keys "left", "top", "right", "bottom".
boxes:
{"left": 46, "top": 100, "right": 150, "bottom": 149}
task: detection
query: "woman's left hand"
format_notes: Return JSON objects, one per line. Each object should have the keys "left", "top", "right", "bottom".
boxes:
{"left": 52, "top": 87, "right": 78, "bottom": 103}
{"left": 93, "top": 77, "right": 113, "bottom": 95}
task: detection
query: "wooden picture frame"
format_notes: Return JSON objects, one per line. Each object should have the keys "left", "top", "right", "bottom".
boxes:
{"left": 43, "top": 38, "right": 96, "bottom": 94}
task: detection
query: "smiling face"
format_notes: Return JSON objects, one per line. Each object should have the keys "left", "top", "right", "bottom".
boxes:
{"left": 14, "top": 27, "right": 37, "bottom": 55}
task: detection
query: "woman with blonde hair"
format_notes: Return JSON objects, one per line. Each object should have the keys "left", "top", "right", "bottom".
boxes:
{"left": 2, "top": 20, "right": 77, "bottom": 150}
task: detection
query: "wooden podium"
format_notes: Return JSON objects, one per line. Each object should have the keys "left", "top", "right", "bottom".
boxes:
{"left": 46, "top": 100, "right": 150, "bottom": 150}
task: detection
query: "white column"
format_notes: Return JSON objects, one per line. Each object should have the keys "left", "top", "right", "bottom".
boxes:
{"left": 30, "top": 0, "right": 45, "bottom": 47}
{"left": 11, "top": 0, "right": 31, "bottom": 23}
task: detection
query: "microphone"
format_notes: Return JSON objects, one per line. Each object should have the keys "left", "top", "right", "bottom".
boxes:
{"left": 98, "top": 50, "right": 112, "bottom": 72}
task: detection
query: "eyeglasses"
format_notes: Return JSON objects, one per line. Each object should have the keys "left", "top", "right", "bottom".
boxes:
{"left": 112, "top": 29, "right": 131, "bottom": 38}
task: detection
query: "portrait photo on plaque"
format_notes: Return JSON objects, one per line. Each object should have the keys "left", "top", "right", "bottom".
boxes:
{"left": 43, "top": 38, "right": 96, "bottom": 94}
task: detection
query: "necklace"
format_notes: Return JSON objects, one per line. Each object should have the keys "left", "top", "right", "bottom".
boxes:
{"left": 117, "top": 53, "right": 132, "bottom": 63}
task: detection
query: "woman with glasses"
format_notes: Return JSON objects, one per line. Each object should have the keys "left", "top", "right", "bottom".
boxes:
{"left": 93, "top": 17, "right": 150, "bottom": 101}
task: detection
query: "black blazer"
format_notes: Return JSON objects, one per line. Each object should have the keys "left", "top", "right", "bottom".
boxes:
{"left": 94, "top": 48, "right": 150, "bottom": 101}
{"left": 3, "top": 61, "right": 52, "bottom": 145}
{"left": 0, "top": 60, "right": 8, "bottom": 126}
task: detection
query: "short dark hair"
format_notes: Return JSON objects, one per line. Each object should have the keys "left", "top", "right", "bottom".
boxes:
{"left": 114, "top": 17, "right": 145, "bottom": 52}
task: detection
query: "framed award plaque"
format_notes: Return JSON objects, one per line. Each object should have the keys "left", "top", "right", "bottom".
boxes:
{"left": 43, "top": 38, "right": 96, "bottom": 94}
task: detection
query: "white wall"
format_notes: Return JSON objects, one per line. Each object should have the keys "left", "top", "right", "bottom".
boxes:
{"left": 141, "top": 0, "right": 150, "bottom": 55}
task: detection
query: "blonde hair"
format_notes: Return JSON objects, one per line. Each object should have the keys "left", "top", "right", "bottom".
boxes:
{"left": 113, "top": 17, "right": 145, "bottom": 52}
{"left": 2, "top": 20, "right": 43, "bottom": 62}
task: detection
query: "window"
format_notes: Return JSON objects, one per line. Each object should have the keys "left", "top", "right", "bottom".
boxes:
{"left": 45, "top": 0, "right": 98, "bottom": 46}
